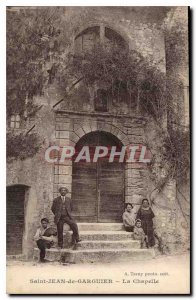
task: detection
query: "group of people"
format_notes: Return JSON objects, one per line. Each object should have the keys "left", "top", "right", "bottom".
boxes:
{"left": 122, "top": 199, "right": 155, "bottom": 248}
{"left": 34, "top": 187, "right": 81, "bottom": 263}
{"left": 34, "top": 187, "right": 156, "bottom": 263}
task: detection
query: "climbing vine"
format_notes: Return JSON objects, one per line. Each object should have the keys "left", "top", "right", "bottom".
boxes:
{"left": 7, "top": 132, "right": 42, "bottom": 160}
{"left": 59, "top": 44, "right": 189, "bottom": 188}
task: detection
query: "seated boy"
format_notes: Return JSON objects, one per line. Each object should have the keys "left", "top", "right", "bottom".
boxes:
{"left": 34, "top": 218, "right": 57, "bottom": 263}
{"left": 133, "top": 219, "right": 147, "bottom": 248}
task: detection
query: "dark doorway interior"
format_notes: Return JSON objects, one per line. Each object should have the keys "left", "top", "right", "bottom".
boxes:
{"left": 6, "top": 185, "right": 27, "bottom": 255}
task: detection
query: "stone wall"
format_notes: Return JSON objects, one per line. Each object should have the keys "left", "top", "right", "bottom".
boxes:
{"left": 7, "top": 106, "right": 56, "bottom": 257}
{"left": 54, "top": 111, "right": 148, "bottom": 207}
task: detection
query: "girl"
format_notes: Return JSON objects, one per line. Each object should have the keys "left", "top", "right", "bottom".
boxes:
{"left": 137, "top": 199, "right": 155, "bottom": 248}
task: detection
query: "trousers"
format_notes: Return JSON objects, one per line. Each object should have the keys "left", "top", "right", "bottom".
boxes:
{"left": 57, "top": 216, "right": 79, "bottom": 247}
{"left": 36, "top": 239, "right": 51, "bottom": 261}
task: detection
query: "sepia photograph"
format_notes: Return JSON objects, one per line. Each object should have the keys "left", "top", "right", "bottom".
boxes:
{"left": 6, "top": 5, "right": 190, "bottom": 294}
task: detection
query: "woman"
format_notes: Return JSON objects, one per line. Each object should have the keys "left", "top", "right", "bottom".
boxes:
{"left": 137, "top": 199, "right": 155, "bottom": 247}
{"left": 122, "top": 203, "right": 136, "bottom": 232}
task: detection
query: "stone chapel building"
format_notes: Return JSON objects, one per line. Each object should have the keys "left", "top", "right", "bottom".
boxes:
{"left": 7, "top": 7, "right": 189, "bottom": 259}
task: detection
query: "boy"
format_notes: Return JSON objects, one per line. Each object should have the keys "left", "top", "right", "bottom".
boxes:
{"left": 34, "top": 218, "right": 56, "bottom": 262}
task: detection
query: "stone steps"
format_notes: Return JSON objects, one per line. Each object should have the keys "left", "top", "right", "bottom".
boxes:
{"left": 34, "top": 248, "right": 155, "bottom": 263}
{"left": 76, "top": 239, "right": 140, "bottom": 250}
{"left": 62, "top": 230, "right": 134, "bottom": 247}
{"left": 33, "top": 223, "right": 155, "bottom": 263}
{"left": 77, "top": 231, "right": 133, "bottom": 241}
{"left": 6, "top": 254, "right": 26, "bottom": 261}
{"left": 76, "top": 223, "right": 124, "bottom": 231}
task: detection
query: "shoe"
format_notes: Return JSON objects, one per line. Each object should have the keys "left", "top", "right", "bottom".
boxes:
{"left": 57, "top": 246, "right": 63, "bottom": 250}
{"left": 39, "top": 259, "right": 48, "bottom": 263}
{"left": 71, "top": 240, "right": 76, "bottom": 246}
{"left": 76, "top": 239, "right": 82, "bottom": 243}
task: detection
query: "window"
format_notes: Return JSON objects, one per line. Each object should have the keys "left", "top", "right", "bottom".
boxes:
{"left": 75, "top": 26, "right": 100, "bottom": 53}
{"left": 74, "top": 26, "right": 128, "bottom": 54}
{"left": 105, "top": 27, "right": 127, "bottom": 50}
{"left": 94, "top": 89, "right": 108, "bottom": 112}
{"left": 10, "top": 114, "right": 20, "bottom": 129}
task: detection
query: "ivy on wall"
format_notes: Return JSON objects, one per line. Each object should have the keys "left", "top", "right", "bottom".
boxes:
{"left": 7, "top": 132, "right": 42, "bottom": 160}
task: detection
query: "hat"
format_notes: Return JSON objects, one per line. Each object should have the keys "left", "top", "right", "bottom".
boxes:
{"left": 59, "top": 186, "right": 69, "bottom": 193}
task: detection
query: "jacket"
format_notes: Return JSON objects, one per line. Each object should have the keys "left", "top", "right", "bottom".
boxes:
{"left": 51, "top": 196, "right": 73, "bottom": 224}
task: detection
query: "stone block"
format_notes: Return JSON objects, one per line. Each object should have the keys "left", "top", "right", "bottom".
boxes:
{"left": 56, "top": 131, "right": 69, "bottom": 139}
{"left": 55, "top": 122, "right": 70, "bottom": 131}
{"left": 55, "top": 175, "right": 72, "bottom": 184}
{"left": 54, "top": 165, "right": 72, "bottom": 175}
{"left": 69, "top": 132, "right": 80, "bottom": 144}
{"left": 74, "top": 127, "right": 85, "bottom": 138}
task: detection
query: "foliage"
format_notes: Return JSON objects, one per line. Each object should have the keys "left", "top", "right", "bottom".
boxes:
{"left": 165, "top": 20, "right": 188, "bottom": 73}
{"left": 163, "top": 129, "right": 190, "bottom": 183}
{"left": 7, "top": 132, "right": 42, "bottom": 160}
{"left": 7, "top": 7, "right": 67, "bottom": 118}
{"left": 7, "top": 7, "right": 67, "bottom": 160}
{"left": 63, "top": 45, "right": 167, "bottom": 121}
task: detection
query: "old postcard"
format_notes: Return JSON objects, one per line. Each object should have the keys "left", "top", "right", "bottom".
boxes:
{"left": 6, "top": 6, "right": 190, "bottom": 294}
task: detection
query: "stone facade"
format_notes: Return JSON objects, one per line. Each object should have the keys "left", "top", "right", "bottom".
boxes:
{"left": 7, "top": 7, "right": 189, "bottom": 258}
{"left": 53, "top": 111, "right": 147, "bottom": 202}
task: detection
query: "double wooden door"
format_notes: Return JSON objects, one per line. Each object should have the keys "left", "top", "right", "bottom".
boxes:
{"left": 72, "top": 131, "right": 124, "bottom": 222}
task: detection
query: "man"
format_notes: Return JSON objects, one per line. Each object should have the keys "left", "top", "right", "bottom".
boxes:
{"left": 51, "top": 187, "right": 81, "bottom": 248}
{"left": 34, "top": 218, "right": 55, "bottom": 263}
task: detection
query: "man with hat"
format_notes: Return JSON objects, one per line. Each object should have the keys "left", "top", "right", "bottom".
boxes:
{"left": 51, "top": 187, "right": 81, "bottom": 248}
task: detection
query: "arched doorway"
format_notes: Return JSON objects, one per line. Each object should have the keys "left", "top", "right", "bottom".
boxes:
{"left": 6, "top": 184, "right": 28, "bottom": 255}
{"left": 72, "top": 131, "right": 125, "bottom": 222}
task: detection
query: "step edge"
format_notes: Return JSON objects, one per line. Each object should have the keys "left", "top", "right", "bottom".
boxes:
{"left": 78, "top": 240, "right": 140, "bottom": 244}
{"left": 77, "top": 223, "right": 123, "bottom": 225}
{"left": 75, "top": 231, "right": 132, "bottom": 234}
{"left": 34, "top": 248, "right": 153, "bottom": 254}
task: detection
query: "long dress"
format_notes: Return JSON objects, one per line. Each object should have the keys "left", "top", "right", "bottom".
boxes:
{"left": 136, "top": 207, "right": 155, "bottom": 247}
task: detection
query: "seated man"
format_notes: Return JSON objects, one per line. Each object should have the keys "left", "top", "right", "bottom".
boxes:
{"left": 51, "top": 187, "right": 81, "bottom": 249}
{"left": 34, "top": 218, "right": 56, "bottom": 263}
{"left": 122, "top": 203, "right": 136, "bottom": 232}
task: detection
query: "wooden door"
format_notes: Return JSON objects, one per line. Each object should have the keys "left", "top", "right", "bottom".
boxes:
{"left": 72, "top": 161, "right": 97, "bottom": 222}
{"left": 98, "top": 160, "right": 124, "bottom": 222}
{"left": 6, "top": 185, "right": 26, "bottom": 255}
{"left": 72, "top": 131, "right": 124, "bottom": 222}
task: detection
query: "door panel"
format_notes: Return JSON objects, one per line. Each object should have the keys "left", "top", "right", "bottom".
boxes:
{"left": 6, "top": 185, "right": 26, "bottom": 255}
{"left": 71, "top": 131, "right": 125, "bottom": 222}
{"left": 72, "top": 162, "right": 97, "bottom": 221}
{"left": 98, "top": 160, "right": 124, "bottom": 222}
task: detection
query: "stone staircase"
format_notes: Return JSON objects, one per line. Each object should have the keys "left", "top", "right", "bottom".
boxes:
{"left": 34, "top": 223, "right": 155, "bottom": 263}
{"left": 7, "top": 254, "right": 26, "bottom": 261}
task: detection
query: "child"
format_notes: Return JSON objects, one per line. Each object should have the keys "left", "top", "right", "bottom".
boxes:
{"left": 122, "top": 203, "right": 136, "bottom": 232}
{"left": 34, "top": 218, "right": 57, "bottom": 262}
{"left": 133, "top": 219, "right": 147, "bottom": 248}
